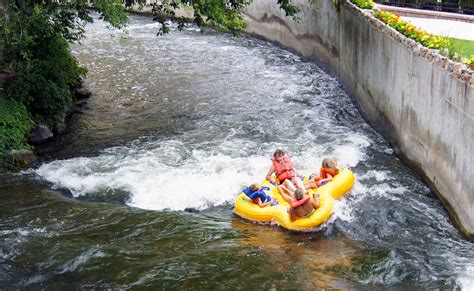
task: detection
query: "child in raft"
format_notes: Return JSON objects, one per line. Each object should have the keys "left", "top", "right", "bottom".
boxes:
{"left": 287, "top": 189, "right": 320, "bottom": 221}
{"left": 265, "top": 149, "right": 305, "bottom": 195}
{"left": 243, "top": 184, "right": 277, "bottom": 208}
{"left": 277, "top": 181, "right": 321, "bottom": 211}
{"left": 304, "top": 158, "right": 339, "bottom": 190}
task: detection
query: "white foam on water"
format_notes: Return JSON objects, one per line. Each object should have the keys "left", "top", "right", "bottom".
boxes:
{"left": 458, "top": 265, "right": 474, "bottom": 291}
{"left": 334, "top": 133, "right": 370, "bottom": 168}
{"left": 361, "top": 170, "right": 391, "bottom": 182}
{"left": 35, "top": 140, "right": 274, "bottom": 211}
{"left": 126, "top": 152, "right": 270, "bottom": 211}
{"left": 35, "top": 123, "right": 373, "bottom": 212}
{"left": 292, "top": 132, "right": 369, "bottom": 175}
{"left": 60, "top": 248, "right": 107, "bottom": 274}
{"left": 0, "top": 227, "right": 47, "bottom": 236}
{"left": 329, "top": 168, "right": 408, "bottom": 223}
{"left": 330, "top": 196, "right": 355, "bottom": 223}
{"left": 355, "top": 180, "right": 405, "bottom": 201}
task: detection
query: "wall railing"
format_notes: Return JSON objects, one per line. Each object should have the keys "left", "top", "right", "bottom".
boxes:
{"left": 373, "top": 0, "right": 474, "bottom": 14}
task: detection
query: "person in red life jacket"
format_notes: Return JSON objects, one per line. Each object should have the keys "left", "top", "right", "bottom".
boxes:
{"left": 265, "top": 149, "right": 305, "bottom": 195}
{"left": 304, "top": 158, "right": 339, "bottom": 190}
{"left": 277, "top": 182, "right": 321, "bottom": 211}
{"left": 286, "top": 189, "right": 320, "bottom": 221}
{"left": 244, "top": 184, "right": 277, "bottom": 208}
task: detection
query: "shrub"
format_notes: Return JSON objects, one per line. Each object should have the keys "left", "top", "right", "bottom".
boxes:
{"left": 1, "top": 4, "right": 87, "bottom": 125}
{"left": 374, "top": 10, "right": 474, "bottom": 69}
{"left": 464, "top": 55, "right": 474, "bottom": 69}
{"left": 352, "top": 0, "right": 374, "bottom": 9}
{"left": 0, "top": 94, "right": 34, "bottom": 157}
{"left": 374, "top": 10, "right": 446, "bottom": 49}
{"left": 6, "top": 35, "right": 87, "bottom": 125}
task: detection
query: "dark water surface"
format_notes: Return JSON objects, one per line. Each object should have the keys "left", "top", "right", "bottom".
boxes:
{"left": 1, "top": 15, "right": 473, "bottom": 289}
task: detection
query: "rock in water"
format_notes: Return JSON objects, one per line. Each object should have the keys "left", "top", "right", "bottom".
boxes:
{"left": 29, "top": 124, "right": 53, "bottom": 145}
{"left": 4, "top": 149, "right": 37, "bottom": 168}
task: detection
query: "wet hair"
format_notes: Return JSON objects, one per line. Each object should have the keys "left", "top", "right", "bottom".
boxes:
{"left": 322, "top": 158, "right": 339, "bottom": 174}
{"left": 273, "top": 149, "right": 285, "bottom": 158}
{"left": 294, "top": 189, "right": 305, "bottom": 200}
{"left": 249, "top": 184, "right": 260, "bottom": 192}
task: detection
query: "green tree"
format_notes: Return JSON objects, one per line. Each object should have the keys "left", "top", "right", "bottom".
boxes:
{"left": 0, "top": 0, "right": 301, "bottom": 159}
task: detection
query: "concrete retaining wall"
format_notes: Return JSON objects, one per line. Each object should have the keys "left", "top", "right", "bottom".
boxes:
{"left": 244, "top": 0, "right": 473, "bottom": 238}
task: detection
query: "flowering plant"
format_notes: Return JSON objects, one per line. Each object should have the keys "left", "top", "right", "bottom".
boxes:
{"left": 352, "top": 0, "right": 374, "bottom": 9}
{"left": 464, "top": 55, "right": 474, "bottom": 69}
{"left": 374, "top": 10, "right": 445, "bottom": 49}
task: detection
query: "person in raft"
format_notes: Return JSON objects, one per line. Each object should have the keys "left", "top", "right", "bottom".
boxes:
{"left": 304, "top": 158, "right": 339, "bottom": 190}
{"left": 243, "top": 184, "right": 277, "bottom": 208}
{"left": 277, "top": 182, "right": 321, "bottom": 211}
{"left": 265, "top": 149, "right": 305, "bottom": 194}
{"left": 287, "top": 189, "right": 320, "bottom": 221}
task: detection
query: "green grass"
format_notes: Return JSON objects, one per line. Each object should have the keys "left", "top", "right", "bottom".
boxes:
{"left": 447, "top": 37, "right": 474, "bottom": 59}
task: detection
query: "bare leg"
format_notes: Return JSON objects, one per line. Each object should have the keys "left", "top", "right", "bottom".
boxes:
{"left": 291, "top": 176, "right": 305, "bottom": 190}
{"left": 277, "top": 185, "right": 295, "bottom": 204}
{"left": 283, "top": 179, "right": 297, "bottom": 193}
{"left": 312, "top": 194, "right": 320, "bottom": 209}
{"left": 304, "top": 181, "right": 317, "bottom": 190}
{"left": 288, "top": 208, "right": 296, "bottom": 221}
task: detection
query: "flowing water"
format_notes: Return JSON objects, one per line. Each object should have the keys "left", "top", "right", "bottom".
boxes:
{"left": 1, "top": 14, "right": 473, "bottom": 289}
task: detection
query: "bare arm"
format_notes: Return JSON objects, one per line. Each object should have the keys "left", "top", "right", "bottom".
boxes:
{"left": 255, "top": 197, "right": 276, "bottom": 208}
{"left": 265, "top": 165, "right": 276, "bottom": 183}
{"left": 318, "top": 173, "right": 333, "bottom": 185}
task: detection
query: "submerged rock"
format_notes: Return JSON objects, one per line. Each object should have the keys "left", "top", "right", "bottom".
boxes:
{"left": 53, "top": 122, "right": 67, "bottom": 135}
{"left": 28, "top": 124, "right": 53, "bottom": 145}
{"left": 4, "top": 149, "right": 37, "bottom": 168}
{"left": 75, "top": 87, "right": 92, "bottom": 100}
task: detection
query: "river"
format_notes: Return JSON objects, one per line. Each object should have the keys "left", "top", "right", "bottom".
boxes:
{"left": 0, "top": 14, "right": 473, "bottom": 289}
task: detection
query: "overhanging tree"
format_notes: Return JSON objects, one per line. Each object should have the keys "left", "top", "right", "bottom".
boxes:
{"left": 0, "top": 0, "right": 301, "bottom": 156}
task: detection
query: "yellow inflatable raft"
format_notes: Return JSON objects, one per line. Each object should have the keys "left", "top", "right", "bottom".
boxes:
{"left": 233, "top": 168, "right": 355, "bottom": 231}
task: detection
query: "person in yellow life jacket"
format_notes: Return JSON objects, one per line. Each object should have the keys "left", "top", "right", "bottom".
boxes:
{"left": 304, "top": 158, "right": 339, "bottom": 190}
{"left": 265, "top": 149, "right": 305, "bottom": 195}
{"left": 287, "top": 189, "right": 320, "bottom": 221}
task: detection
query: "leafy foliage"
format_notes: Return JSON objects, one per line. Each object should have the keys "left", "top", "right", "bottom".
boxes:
{"left": 0, "top": 0, "right": 303, "bottom": 160}
{"left": 375, "top": 10, "right": 445, "bottom": 48}
{"left": 464, "top": 55, "right": 474, "bottom": 69}
{"left": 374, "top": 10, "right": 474, "bottom": 66}
{"left": 0, "top": 2, "right": 87, "bottom": 125}
{"left": 0, "top": 93, "right": 34, "bottom": 156}
{"left": 151, "top": 0, "right": 301, "bottom": 36}
{"left": 351, "top": 0, "right": 374, "bottom": 9}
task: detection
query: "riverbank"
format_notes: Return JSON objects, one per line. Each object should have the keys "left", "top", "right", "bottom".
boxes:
{"left": 0, "top": 80, "right": 91, "bottom": 172}
{"left": 243, "top": 0, "right": 473, "bottom": 239}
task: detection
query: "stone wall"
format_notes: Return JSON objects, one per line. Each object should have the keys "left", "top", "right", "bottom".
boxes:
{"left": 244, "top": 0, "right": 474, "bottom": 238}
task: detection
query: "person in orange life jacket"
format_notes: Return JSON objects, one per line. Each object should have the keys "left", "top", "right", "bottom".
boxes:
{"left": 287, "top": 189, "right": 320, "bottom": 221}
{"left": 243, "top": 183, "right": 276, "bottom": 208}
{"left": 304, "top": 158, "right": 339, "bottom": 190}
{"left": 277, "top": 182, "right": 320, "bottom": 210}
{"left": 265, "top": 149, "right": 305, "bottom": 195}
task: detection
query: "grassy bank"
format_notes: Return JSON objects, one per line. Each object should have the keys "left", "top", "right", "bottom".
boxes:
{"left": 448, "top": 37, "right": 474, "bottom": 59}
